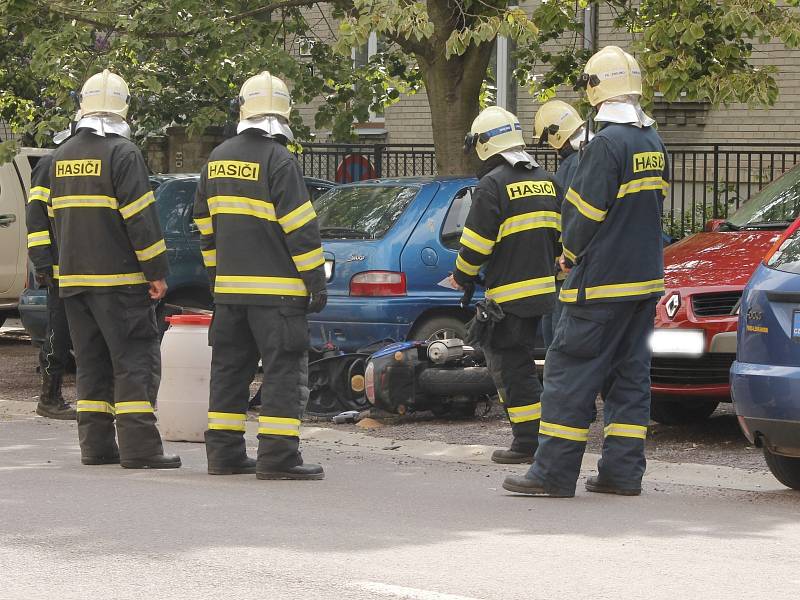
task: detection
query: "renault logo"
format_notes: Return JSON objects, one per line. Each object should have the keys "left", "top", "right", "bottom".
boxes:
{"left": 665, "top": 293, "right": 681, "bottom": 319}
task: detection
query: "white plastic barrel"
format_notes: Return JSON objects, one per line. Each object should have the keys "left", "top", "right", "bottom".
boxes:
{"left": 156, "top": 314, "right": 213, "bottom": 442}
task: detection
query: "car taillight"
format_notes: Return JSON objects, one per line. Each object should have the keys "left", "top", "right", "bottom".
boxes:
{"left": 763, "top": 216, "right": 800, "bottom": 265}
{"left": 364, "top": 361, "right": 375, "bottom": 403}
{"left": 349, "top": 271, "right": 407, "bottom": 296}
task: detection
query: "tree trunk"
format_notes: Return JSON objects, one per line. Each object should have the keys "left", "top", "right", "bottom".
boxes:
{"left": 419, "top": 44, "right": 494, "bottom": 176}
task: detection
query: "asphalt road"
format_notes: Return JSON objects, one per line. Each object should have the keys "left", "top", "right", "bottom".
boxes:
{"left": 1, "top": 417, "right": 798, "bottom": 600}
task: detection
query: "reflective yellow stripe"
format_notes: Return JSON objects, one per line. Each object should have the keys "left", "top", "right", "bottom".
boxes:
{"left": 539, "top": 420, "right": 589, "bottom": 442}
{"left": 201, "top": 249, "right": 217, "bottom": 267}
{"left": 119, "top": 191, "right": 156, "bottom": 219}
{"left": 51, "top": 195, "right": 118, "bottom": 210}
{"left": 258, "top": 416, "right": 301, "bottom": 437}
{"left": 58, "top": 272, "right": 147, "bottom": 287}
{"left": 214, "top": 275, "right": 308, "bottom": 297}
{"left": 604, "top": 423, "right": 647, "bottom": 440}
{"left": 459, "top": 227, "right": 495, "bottom": 256}
{"left": 565, "top": 188, "right": 606, "bottom": 222}
{"left": 52, "top": 265, "right": 59, "bottom": 279}
{"left": 27, "top": 231, "right": 51, "bottom": 248}
{"left": 278, "top": 201, "right": 316, "bottom": 234}
{"left": 585, "top": 278, "right": 664, "bottom": 300}
{"left": 28, "top": 186, "right": 50, "bottom": 203}
{"left": 208, "top": 196, "right": 277, "bottom": 221}
{"left": 115, "top": 401, "right": 154, "bottom": 415}
{"left": 47, "top": 205, "right": 55, "bottom": 218}
{"left": 208, "top": 411, "right": 246, "bottom": 432}
{"left": 507, "top": 403, "right": 541, "bottom": 424}
{"left": 559, "top": 287, "right": 578, "bottom": 303}
{"left": 194, "top": 216, "right": 213, "bottom": 235}
{"left": 134, "top": 239, "right": 166, "bottom": 262}
{"left": 292, "top": 247, "right": 324, "bottom": 272}
{"left": 496, "top": 211, "right": 561, "bottom": 241}
{"left": 617, "top": 176, "right": 669, "bottom": 198}
{"left": 562, "top": 246, "right": 577, "bottom": 263}
{"left": 486, "top": 276, "right": 556, "bottom": 304}
{"left": 455, "top": 254, "right": 481, "bottom": 276}
{"left": 77, "top": 400, "right": 114, "bottom": 414}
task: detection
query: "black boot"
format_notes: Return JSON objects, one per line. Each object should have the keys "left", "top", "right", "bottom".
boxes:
{"left": 256, "top": 463, "right": 324, "bottom": 480}
{"left": 82, "top": 455, "right": 121, "bottom": 466}
{"left": 585, "top": 475, "right": 641, "bottom": 496}
{"left": 208, "top": 456, "right": 257, "bottom": 475}
{"left": 36, "top": 373, "right": 77, "bottom": 420}
{"left": 502, "top": 474, "right": 574, "bottom": 497}
{"left": 121, "top": 453, "right": 182, "bottom": 469}
{"left": 491, "top": 448, "right": 534, "bottom": 464}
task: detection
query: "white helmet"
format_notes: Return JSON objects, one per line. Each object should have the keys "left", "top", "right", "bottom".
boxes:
{"left": 534, "top": 100, "right": 584, "bottom": 150}
{"left": 239, "top": 71, "right": 292, "bottom": 121}
{"left": 576, "top": 46, "right": 643, "bottom": 107}
{"left": 464, "top": 106, "right": 525, "bottom": 161}
{"left": 79, "top": 70, "right": 130, "bottom": 118}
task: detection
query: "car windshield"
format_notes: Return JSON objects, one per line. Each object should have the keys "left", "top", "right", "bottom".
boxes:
{"left": 315, "top": 185, "right": 419, "bottom": 239}
{"left": 767, "top": 229, "right": 800, "bottom": 274}
{"left": 727, "top": 165, "right": 800, "bottom": 228}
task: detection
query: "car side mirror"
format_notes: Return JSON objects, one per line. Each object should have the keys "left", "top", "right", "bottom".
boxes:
{"left": 704, "top": 218, "right": 726, "bottom": 232}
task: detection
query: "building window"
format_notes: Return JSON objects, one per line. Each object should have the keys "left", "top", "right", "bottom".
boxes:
{"left": 491, "top": 36, "right": 517, "bottom": 114}
{"left": 353, "top": 32, "right": 385, "bottom": 125}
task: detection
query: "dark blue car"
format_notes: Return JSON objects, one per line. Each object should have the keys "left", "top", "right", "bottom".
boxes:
{"left": 731, "top": 216, "right": 800, "bottom": 490}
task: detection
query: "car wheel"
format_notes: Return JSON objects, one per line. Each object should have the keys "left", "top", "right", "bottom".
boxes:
{"left": 409, "top": 315, "right": 468, "bottom": 343}
{"left": 649, "top": 397, "right": 719, "bottom": 425}
{"left": 763, "top": 449, "right": 800, "bottom": 490}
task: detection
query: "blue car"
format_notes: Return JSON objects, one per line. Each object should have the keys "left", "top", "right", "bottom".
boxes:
{"left": 731, "top": 216, "right": 800, "bottom": 490}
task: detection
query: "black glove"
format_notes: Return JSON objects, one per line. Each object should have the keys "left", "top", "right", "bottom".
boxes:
{"left": 34, "top": 269, "right": 54, "bottom": 289}
{"left": 307, "top": 289, "right": 328, "bottom": 314}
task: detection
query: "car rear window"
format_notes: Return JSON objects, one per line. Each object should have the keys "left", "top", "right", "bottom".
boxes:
{"left": 315, "top": 185, "right": 419, "bottom": 240}
{"left": 767, "top": 230, "right": 800, "bottom": 274}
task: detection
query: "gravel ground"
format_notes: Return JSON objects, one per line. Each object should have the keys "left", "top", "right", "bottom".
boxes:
{"left": 0, "top": 326, "right": 767, "bottom": 471}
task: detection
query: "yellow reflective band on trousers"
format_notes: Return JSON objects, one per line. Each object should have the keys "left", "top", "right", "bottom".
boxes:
{"left": 77, "top": 400, "right": 114, "bottom": 414}
{"left": 565, "top": 188, "right": 607, "bottom": 222}
{"left": 258, "top": 416, "right": 301, "bottom": 437}
{"left": 28, "top": 186, "right": 50, "bottom": 203}
{"left": 496, "top": 211, "right": 561, "bottom": 241}
{"left": 539, "top": 420, "right": 589, "bottom": 442}
{"left": 585, "top": 279, "right": 664, "bottom": 300}
{"left": 134, "top": 239, "right": 167, "bottom": 262}
{"left": 115, "top": 401, "right": 155, "bottom": 415}
{"left": 194, "top": 216, "right": 213, "bottom": 235}
{"left": 617, "top": 177, "right": 669, "bottom": 199}
{"left": 604, "top": 422, "right": 647, "bottom": 439}
{"left": 486, "top": 276, "right": 556, "bottom": 304}
{"left": 292, "top": 247, "right": 324, "bottom": 272}
{"left": 508, "top": 402, "right": 541, "bottom": 424}
{"left": 214, "top": 275, "right": 308, "bottom": 297}
{"left": 279, "top": 201, "right": 316, "bottom": 234}
{"left": 562, "top": 246, "right": 577, "bottom": 263}
{"left": 455, "top": 255, "right": 481, "bottom": 276}
{"left": 201, "top": 249, "right": 217, "bottom": 267}
{"left": 119, "top": 191, "right": 156, "bottom": 220}
{"left": 208, "top": 411, "right": 247, "bottom": 432}
{"left": 208, "top": 196, "right": 277, "bottom": 221}
{"left": 52, "top": 265, "right": 60, "bottom": 279}
{"left": 58, "top": 272, "right": 147, "bottom": 288}
{"left": 51, "top": 195, "right": 118, "bottom": 210}
{"left": 27, "top": 231, "right": 51, "bottom": 248}
{"left": 459, "top": 227, "right": 495, "bottom": 256}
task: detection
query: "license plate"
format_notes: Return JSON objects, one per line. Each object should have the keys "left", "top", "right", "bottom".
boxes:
{"left": 793, "top": 310, "right": 800, "bottom": 342}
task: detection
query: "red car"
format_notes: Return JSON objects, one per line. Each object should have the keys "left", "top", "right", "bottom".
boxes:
{"left": 649, "top": 164, "right": 800, "bottom": 424}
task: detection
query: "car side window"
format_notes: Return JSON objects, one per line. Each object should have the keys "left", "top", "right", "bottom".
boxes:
{"left": 440, "top": 187, "right": 473, "bottom": 250}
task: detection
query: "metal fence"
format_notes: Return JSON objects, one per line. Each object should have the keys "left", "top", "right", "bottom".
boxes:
{"left": 295, "top": 142, "right": 800, "bottom": 237}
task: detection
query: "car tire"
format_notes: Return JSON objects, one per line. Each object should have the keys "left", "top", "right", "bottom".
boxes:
{"left": 418, "top": 366, "right": 497, "bottom": 396}
{"left": 649, "top": 397, "right": 719, "bottom": 425}
{"left": 409, "top": 315, "right": 468, "bottom": 343}
{"left": 763, "top": 449, "right": 800, "bottom": 490}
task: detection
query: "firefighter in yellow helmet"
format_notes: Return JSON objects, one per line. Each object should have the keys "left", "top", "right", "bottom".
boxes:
{"left": 452, "top": 106, "right": 562, "bottom": 465}
{"left": 504, "top": 46, "right": 669, "bottom": 497}
{"left": 49, "top": 70, "right": 180, "bottom": 468}
{"left": 194, "top": 71, "right": 327, "bottom": 479}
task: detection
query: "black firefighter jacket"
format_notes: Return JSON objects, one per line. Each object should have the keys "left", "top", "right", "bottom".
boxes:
{"left": 26, "top": 154, "right": 59, "bottom": 277}
{"left": 453, "top": 161, "right": 562, "bottom": 318}
{"left": 48, "top": 129, "right": 169, "bottom": 297}
{"left": 193, "top": 130, "right": 326, "bottom": 308}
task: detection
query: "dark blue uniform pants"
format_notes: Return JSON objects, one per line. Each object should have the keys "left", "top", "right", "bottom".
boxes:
{"left": 530, "top": 299, "right": 657, "bottom": 493}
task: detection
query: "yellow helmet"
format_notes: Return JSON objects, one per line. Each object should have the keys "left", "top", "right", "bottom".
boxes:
{"left": 576, "top": 46, "right": 643, "bottom": 107}
{"left": 79, "top": 70, "right": 130, "bottom": 118}
{"left": 464, "top": 106, "right": 525, "bottom": 161}
{"left": 239, "top": 71, "right": 292, "bottom": 121}
{"left": 534, "top": 100, "right": 584, "bottom": 150}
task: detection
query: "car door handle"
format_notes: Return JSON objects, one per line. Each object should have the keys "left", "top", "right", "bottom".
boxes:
{"left": 0, "top": 214, "right": 17, "bottom": 227}
{"left": 766, "top": 291, "right": 800, "bottom": 304}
